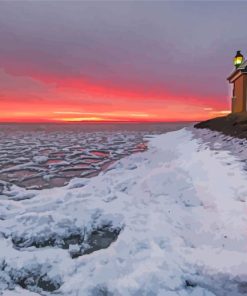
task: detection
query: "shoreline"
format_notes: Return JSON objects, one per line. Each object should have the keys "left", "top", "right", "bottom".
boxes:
{"left": 0, "top": 122, "right": 188, "bottom": 193}
{"left": 1, "top": 128, "right": 247, "bottom": 295}
{"left": 194, "top": 113, "right": 247, "bottom": 139}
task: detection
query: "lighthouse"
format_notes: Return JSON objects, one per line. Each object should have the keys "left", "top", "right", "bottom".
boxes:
{"left": 227, "top": 51, "right": 247, "bottom": 113}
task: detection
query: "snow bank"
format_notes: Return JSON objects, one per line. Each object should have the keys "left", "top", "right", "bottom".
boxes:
{"left": 1, "top": 128, "right": 247, "bottom": 295}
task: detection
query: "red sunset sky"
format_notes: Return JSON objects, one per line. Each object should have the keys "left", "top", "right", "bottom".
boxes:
{"left": 0, "top": 1, "right": 246, "bottom": 122}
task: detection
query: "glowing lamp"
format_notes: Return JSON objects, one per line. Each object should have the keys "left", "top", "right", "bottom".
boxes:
{"left": 234, "top": 50, "right": 244, "bottom": 68}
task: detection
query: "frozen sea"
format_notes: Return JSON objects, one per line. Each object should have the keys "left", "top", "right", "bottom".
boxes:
{"left": 0, "top": 122, "right": 188, "bottom": 193}
{"left": 1, "top": 123, "right": 247, "bottom": 296}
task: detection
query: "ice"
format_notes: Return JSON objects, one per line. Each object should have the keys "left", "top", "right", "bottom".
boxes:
{"left": 2, "top": 127, "right": 247, "bottom": 295}
{"left": 32, "top": 156, "right": 48, "bottom": 164}
{"left": 0, "top": 125, "right": 153, "bottom": 190}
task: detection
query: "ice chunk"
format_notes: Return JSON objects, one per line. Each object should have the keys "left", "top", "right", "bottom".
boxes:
{"left": 32, "top": 156, "right": 48, "bottom": 164}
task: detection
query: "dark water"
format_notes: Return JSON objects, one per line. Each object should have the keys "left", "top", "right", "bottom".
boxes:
{"left": 0, "top": 122, "right": 191, "bottom": 191}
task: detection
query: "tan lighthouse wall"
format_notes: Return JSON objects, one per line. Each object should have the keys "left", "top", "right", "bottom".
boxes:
{"left": 232, "top": 74, "right": 247, "bottom": 113}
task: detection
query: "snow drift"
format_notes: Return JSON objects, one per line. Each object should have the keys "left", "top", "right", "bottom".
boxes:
{"left": 1, "top": 128, "right": 247, "bottom": 295}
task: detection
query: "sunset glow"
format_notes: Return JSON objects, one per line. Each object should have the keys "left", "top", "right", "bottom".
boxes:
{"left": 0, "top": 1, "right": 242, "bottom": 123}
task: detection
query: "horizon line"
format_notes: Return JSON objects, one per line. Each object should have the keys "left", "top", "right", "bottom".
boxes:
{"left": 0, "top": 119, "right": 197, "bottom": 124}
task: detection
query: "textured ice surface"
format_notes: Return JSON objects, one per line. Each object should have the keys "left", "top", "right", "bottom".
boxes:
{"left": 1, "top": 128, "right": 247, "bottom": 295}
{"left": 0, "top": 123, "right": 187, "bottom": 192}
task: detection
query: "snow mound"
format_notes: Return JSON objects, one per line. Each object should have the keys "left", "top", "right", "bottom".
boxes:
{"left": 1, "top": 128, "right": 247, "bottom": 295}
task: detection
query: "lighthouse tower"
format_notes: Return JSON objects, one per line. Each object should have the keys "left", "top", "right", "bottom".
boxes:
{"left": 227, "top": 51, "right": 247, "bottom": 113}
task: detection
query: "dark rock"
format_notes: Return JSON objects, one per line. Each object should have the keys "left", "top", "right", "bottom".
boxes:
{"left": 12, "top": 224, "right": 121, "bottom": 259}
{"left": 185, "top": 279, "right": 197, "bottom": 288}
{"left": 37, "top": 275, "right": 61, "bottom": 292}
{"left": 82, "top": 225, "right": 121, "bottom": 256}
{"left": 194, "top": 113, "right": 247, "bottom": 139}
{"left": 10, "top": 268, "right": 62, "bottom": 293}
{"left": 71, "top": 224, "right": 121, "bottom": 258}
{"left": 12, "top": 230, "right": 84, "bottom": 249}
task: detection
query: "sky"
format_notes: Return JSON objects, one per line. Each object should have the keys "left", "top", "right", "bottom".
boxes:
{"left": 0, "top": 0, "right": 247, "bottom": 123}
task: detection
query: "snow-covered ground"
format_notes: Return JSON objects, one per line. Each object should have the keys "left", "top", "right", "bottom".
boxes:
{"left": 1, "top": 127, "right": 247, "bottom": 295}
